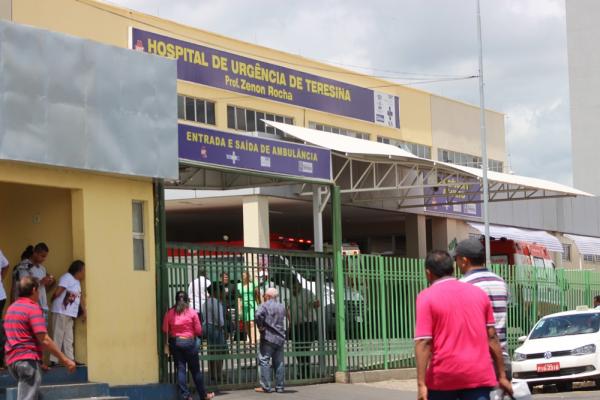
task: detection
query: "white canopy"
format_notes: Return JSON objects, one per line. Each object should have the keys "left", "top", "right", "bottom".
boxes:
{"left": 265, "top": 120, "right": 592, "bottom": 199}
{"left": 564, "top": 234, "right": 600, "bottom": 256}
{"left": 264, "top": 120, "right": 418, "bottom": 159}
{"left": 468, "top": 222, "right": 564, "bottom": 253}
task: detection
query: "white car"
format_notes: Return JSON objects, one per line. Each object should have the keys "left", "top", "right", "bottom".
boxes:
{"left": 512, "top": 308, "right": 600, "bottom": 391}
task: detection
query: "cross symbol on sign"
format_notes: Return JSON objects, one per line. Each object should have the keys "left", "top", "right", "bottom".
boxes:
{"left": 226, "top": 151, "right": 240, "bottom": 165}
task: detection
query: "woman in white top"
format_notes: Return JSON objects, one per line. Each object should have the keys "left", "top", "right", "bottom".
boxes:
{"left": 49, "top": 260, "right": 86, "bottom": 366}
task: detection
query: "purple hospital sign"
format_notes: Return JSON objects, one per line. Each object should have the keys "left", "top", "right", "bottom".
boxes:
{"left": 179, "top": 124, "right": 331, "bottom": 181}
{"left": 424, "top": 175, "right": 482, "bottom": 218}
{"left": 131, "top": 28, "right": 400, "bottom": 128}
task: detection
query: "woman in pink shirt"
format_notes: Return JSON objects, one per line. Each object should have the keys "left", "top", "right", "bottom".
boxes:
{"left": 163, "top": 291, "right": 214, "bottom": 400}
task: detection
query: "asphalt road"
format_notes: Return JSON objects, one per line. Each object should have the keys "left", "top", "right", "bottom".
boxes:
{"left": 214, "top": 382, "right": 600, "bottom": 400}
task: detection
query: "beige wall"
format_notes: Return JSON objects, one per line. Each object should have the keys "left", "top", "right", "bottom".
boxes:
{"left": 11, "top": 0, "right": 505, "bottom": 159}
{"left": 431, "top": 95, "right": 506, "bottom": 165}
{"left": 0, "top": 0, "right": 11, "bottom": 20}
{"left": 0, "top": 161, "right": 157, "bottom": 385}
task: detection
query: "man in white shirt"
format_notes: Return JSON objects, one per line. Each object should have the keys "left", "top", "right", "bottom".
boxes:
{"left": 187, "top": 272, "right": 211, "bottom": 321}
{"left": 0, "top": 249, "right": 10, "bottom": 312}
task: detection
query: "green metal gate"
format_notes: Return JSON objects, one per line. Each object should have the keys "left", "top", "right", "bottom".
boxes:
{"left": 159, "top": 243, "right": 337, "bottom": 389}
{"left": 341, "top": 255, "right": 600, "bottom": 370}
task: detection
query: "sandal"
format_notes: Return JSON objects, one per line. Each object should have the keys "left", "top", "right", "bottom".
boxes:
{"left": 204, "top": 393, "right": 215, "bottom": 399}
{"left": 255, "top": 387, "right": 272, "bottom": 393}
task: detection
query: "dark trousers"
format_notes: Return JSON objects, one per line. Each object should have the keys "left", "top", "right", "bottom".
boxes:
{"left": 170, "top": 338, "right": 207, "bottom": 400}
{"left": 428, "top": 387, "right": 493, "bottom": 400}
{"left": 292, "top": 321, "right": 317, "bottom": 377}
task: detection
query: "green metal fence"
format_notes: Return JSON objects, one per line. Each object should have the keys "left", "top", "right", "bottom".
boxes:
{"left": 159, "top": 247, "right": 600, "bottom": 385}
{"left": 342, "top": 255, "right": 600, "bottom": 371}
{"left": 161, "top": 243, "right": 337, "bottom": 389}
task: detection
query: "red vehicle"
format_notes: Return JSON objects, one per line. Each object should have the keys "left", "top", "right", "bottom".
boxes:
{"left": 488, "top": 238, "right": 555, "bottom": 269}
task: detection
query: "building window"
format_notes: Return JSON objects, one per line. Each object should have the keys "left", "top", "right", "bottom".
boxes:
{"left": 437, "top": 148, "right": 503, "bottom": 172}
{"left": 309, "top": 122, "right": 370, "bottom": 140}
{"left": 583, "top": 254, "right": 596, "bottom": 263}
{"left": 377, "top": 136, "right": 431, "bottom": 159}
{"left": 227, "top": 105, "right": 292, "bottom": 137}
{"left": 562, "top": 244, "right": 571, "bottom": 262}
{"left": 177, "top": 95, "right": 216, "bottom": 125}
{"left": 132, "top": 201, "right": 146, "bottom": 271}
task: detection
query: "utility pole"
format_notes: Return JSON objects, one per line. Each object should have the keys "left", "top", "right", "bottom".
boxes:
{"left": 477, "top": 0, "right": 492, "bottom": 266}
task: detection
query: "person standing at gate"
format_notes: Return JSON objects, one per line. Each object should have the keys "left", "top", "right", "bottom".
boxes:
{"left": 204, "top": 285, "right": 227, "bottom": 384}
{"left": 254, "top": 288, "right": 287, "bottom": 394}
{"left": 0, "top": 247, "right": 10, "bottom": 369}
{"left": 188, "top": 270, "right": 211, "bottom": 323}
{"left": 237, "top": 270, "right": 259, "bottom": 343}
{"left": 5, "top": 276, "right": 76, "bottom": 400}
{"left": 415, "top": 250, "right": 512, "bottom": 400}
{"left": 13, "top": 243, "right": 55, "bottom": 370}
{"left": 163, "top": 291, "right": 214, "bottom": 400}
{"left": 289, "top": 280, "right": 320, "bottom": 379}
{"left": 49, "top": 260, "right": 86, "bottom": 367}
{"left": 455, "top": 238, "right": 512, "bottom": 381}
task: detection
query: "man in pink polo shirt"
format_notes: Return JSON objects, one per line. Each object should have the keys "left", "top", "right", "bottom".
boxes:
{"left": 415, "top": 250, "right": 512, "bottom": 400}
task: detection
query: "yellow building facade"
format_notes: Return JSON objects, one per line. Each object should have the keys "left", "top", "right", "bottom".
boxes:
{"left": 0, "top": 0, "right": 508, "bottom": 386}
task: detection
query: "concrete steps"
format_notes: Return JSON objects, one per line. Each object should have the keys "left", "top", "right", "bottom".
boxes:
{"left": 0, "top": 367, "right": 129, "bottom": 400}
{"left": 5, "top": 382, "right": 130, "bottom": 400}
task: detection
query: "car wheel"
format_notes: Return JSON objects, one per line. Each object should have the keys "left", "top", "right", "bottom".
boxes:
{"left": 556, "top": 382, "right": 573, "bottom": 392}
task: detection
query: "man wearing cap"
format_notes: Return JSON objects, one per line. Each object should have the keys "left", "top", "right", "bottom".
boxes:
{"left": 415, "top": 250, "right": 512, "bottom": 400}
{"left": 455, "top": 238, "right": 512, "bottom": 380}
{"left": 254, "top": 287, "right": 287, "bottom": 394}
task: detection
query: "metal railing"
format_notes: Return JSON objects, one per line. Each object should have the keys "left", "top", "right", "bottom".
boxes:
{"left": 342, "top": 255, "right": 600, "bottom": 371}
{"left": 161, "top": 244, "right": 337, "bottom": 389}
{"left": 159, "top": 247, "right": 600, "bottom": 385}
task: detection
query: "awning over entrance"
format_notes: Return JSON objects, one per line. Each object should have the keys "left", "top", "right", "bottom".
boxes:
{"left": 468, "top": 222, "right": 564, "bottom": 252}
{"left": 564, "top": 233, "right": 600, "bottom": 256}
{"left": 264, "top": 120, "right": 592, "bottom": 210}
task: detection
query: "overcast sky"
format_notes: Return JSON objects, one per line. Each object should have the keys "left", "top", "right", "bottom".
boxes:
{"left": 110, "top": 0, "right": 572, "bottom": 185}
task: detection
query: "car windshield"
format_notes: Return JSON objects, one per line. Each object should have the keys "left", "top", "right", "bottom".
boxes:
{"left": 529, "top": 313, "right": 600, "bottom": 339}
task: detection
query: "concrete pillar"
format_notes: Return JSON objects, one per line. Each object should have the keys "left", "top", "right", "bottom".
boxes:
{"left": 406, "top": 214, "right": 427, "bottom": 259}
{"left": 243, "top": 195, "right": 270, "bottom": 248}
{"left": 0, "top": 0, "right": 12, "bottom": 20}
{"left": 431, "top": 218, "right": 458, "bottom": 252}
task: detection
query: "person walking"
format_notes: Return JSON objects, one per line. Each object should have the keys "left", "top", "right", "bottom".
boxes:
{"left": 13, "top": 243, "right": 55, "bottom": 370}
{"left": 49, "top": 260, "right": 86, "bottom": 367}
{"left": 4, "top": 276, "right": 76, "bottom": 400}
{"left": 254, "top": 288, "right": 287, "bottom": 394}
{"left": 163, "top": 291, "right": 214, "bottom": 400}
{"left": 455, "top": 238, "right": 512, "bottom": 381}
{"left": 237, "top": 270, "right": 258, "bottom": 343}
{"left": 415, "top": 250, "right": 512, "bottom": 400}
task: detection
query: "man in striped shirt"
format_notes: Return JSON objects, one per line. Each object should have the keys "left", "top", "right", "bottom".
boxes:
{"left": 4, "top": 276, "right": 75, "bottom": 400}
{"left": 455, "top": 238, "right": 511, "bottom": 379}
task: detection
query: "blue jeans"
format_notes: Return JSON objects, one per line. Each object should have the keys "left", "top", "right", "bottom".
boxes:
{"left": 258, "top": 340, "right": 284, "bottom": 391}
{"left": 171, "top": 337, "right": 206, "bottom": 399}
{"left": 428, "top": 387, "right": 493, "bottom": 400}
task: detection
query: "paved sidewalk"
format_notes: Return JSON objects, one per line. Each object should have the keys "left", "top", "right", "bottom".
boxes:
{"left": 215, "top": 383, "right": 416, "bottom": 400}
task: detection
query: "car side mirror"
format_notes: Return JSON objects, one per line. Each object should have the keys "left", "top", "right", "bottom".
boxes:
{"left": 517, "top": 335, "right": 527, "bottom": 344}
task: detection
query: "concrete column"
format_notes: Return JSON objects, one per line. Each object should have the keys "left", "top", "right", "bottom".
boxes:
{"left": 431, "top": 217, "right": 458, "bottom": 252}
{"left": 243, "top": 195, "right": 270, "bottom": 248}
{"left": 406, "top": 214, "right": 427, "bottom": 259}
{"left": 0, "top": 0, "right": 12, "bottom": 20}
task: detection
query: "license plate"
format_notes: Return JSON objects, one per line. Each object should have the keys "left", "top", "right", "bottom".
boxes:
{"left": 537, "top": 362, "right": 560, "bottom": 373}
